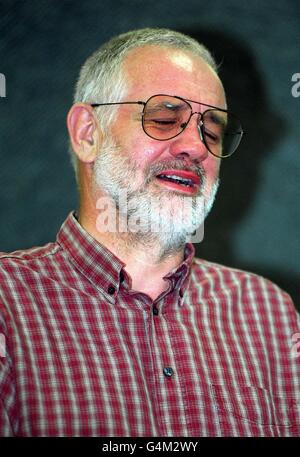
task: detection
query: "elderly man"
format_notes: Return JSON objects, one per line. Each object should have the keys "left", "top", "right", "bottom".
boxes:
{"left": 0, "top": 28, "right": 299, "bottom": 437}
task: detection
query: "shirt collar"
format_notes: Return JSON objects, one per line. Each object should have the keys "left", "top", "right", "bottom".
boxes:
{"left": 57, "top": 211, "right": 195, "bottom": 302}
{"left": 163, "top": 243, "right": 194, "bottom": 297}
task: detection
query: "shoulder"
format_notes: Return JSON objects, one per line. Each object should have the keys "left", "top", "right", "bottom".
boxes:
{"left": 189, "top": 256, "right": 299, "bottom": 324}
{"left": 0, "top": 242, "right": 66, "bottom": 320}
{"left": 191, "top": 256, "right": 289, "bottom": 294}
{"left": 0, "top": 242, "right": 61, "bottom": 279}
{"left": 0, "top": 242, "right": 59, "bottom": 262}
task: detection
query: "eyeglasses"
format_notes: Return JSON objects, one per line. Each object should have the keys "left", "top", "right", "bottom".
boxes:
{"left": 90, "top": 94, "right": 244, "bottom": 158}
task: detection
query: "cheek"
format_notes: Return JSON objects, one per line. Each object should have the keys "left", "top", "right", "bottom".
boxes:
{"left": 204, "top": 158, "right": 220, "bottom": 186}
{"left": 129, "top": 137, "right": 166, "bottom": 167}
{"left": 112, "top": 113, "right": 168, "bottom": 166}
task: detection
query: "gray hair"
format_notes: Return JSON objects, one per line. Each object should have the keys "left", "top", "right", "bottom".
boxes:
{"left": 69, "top": 28, "right": 218, "bottom": 177}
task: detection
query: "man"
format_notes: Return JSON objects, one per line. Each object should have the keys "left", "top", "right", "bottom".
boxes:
{"left": 0, "top": 28, "right": 299, "bottom": 437}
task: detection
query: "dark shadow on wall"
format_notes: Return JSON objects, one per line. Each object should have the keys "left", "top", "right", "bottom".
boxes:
{"left": 179, "top": 28, "right": 299, "bottom": 311}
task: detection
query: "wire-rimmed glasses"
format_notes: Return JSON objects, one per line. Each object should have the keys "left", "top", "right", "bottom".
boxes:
{"left": 90, "top": 94, "right": 243, "bottom": 158}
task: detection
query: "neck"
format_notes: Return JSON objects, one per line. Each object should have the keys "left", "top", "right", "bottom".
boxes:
{"left": 78, "top": 208, "right": 185, "bottom": 300}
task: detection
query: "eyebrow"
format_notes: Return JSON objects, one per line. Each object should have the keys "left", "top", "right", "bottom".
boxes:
{"left": 146, "top": 101, "right": 187, "bottom": 113}
{"left": 205, "top": 111, "right": 227, "bottom": 128}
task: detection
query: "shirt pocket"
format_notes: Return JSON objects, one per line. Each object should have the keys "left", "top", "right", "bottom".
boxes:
{"left": 211, "top": 384, "right": 300, "bottom": 436}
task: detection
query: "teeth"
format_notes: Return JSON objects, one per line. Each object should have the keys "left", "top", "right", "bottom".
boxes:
{"left": 158, "top": 174, "right": 193, "bottom": 186}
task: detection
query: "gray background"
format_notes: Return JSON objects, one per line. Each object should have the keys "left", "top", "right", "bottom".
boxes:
{"left": 0, "top": 0, "right": 299, "bottom": 309}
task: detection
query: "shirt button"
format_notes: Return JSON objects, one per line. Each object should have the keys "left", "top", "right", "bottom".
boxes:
{"left": 179, "top": 289, "right": 183, "bottom": 298}
{"left": 107, "top": 285, "right": 116, "bottom": 295}
{"left": 163, "top": 367, "right": 174, "bottom": 378}
{"left": 153, "top": 306, "right": 159, "bottom": 316}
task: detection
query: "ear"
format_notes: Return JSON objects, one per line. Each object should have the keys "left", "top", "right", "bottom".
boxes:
{"left": 67, "top": 103, "right": 101, "bottom": 163}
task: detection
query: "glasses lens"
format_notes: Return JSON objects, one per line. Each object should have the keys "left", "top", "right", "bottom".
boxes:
{"left": 202, "top": 109, "right": 243, "bottom": 158}
{"left": 143, "top": 95, "right": 190, "bottom": 140}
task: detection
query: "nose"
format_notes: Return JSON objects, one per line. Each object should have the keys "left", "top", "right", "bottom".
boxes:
{"left": 168, "top": 112, "right": 209, "bottom": 163}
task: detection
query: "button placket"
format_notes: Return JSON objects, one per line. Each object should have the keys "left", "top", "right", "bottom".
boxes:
{"left": 107, "top": 285, "right": 116, "bottom": 295}
{"left": 163, "top": 367, "right": 174, "bottom": 378}
{"left": 153, "top": 305, "right": 159, "bottom": 316}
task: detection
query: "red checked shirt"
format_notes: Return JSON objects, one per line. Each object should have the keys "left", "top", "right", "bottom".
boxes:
{"left": 0, "top": 212, "right": 299, "bottom": 437}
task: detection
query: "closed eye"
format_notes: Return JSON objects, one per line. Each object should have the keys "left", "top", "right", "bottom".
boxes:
{"left": 150, "top": 119, "right": 177, "bottom": 125}
{"left": 203, "top": 128, "right": 221, "bottom": 144}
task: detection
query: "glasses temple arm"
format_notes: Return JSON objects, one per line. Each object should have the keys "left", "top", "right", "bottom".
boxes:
{"left": 90, "top": 101, "right": 145, "bottom": 107}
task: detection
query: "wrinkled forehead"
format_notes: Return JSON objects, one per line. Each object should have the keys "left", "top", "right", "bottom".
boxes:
{"left": 122, "top": 45, "right": 226, "bottom": 108}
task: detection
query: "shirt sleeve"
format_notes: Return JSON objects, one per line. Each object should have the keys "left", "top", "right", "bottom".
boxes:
{"left": 278, "top": 290, "right": 300, "bottom": 435}
{"left": 0, "top": 393, "right": 14, "bottom": 436}
{"left": 0, "top": 314, "right": 17, "bottom": 436}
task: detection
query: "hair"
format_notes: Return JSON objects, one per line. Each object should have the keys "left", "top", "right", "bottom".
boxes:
{"left": 69, "top": 28, "right": 218, "bottom": 177}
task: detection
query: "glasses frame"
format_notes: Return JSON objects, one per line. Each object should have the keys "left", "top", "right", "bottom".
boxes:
{"left": 90, "top": 94, "right": 244, "bottom": 158}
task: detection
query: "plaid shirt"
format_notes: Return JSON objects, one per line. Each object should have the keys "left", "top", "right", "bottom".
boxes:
{"left": 0, "top": 211, "right": 299, "bottom": 437}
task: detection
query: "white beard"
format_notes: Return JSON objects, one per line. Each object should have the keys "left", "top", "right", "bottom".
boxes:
{"left": 92, "top": 137, "right": 219, "bottom": 252}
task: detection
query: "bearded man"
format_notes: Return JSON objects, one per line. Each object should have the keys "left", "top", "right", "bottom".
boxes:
{"left": 0, "top": 28, "right": 299, "bottom": 437}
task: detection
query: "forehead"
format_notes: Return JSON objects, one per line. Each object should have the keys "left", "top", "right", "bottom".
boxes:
{"left": 122, "top": 45, "right": 226, "bottom": 107}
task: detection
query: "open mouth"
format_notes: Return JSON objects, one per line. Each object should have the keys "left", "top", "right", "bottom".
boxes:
{"left": 156, "top": 174, "right": 194, "bottom": 187}
{"left": 155, "top": 169, "right": 200, "bottom": 193}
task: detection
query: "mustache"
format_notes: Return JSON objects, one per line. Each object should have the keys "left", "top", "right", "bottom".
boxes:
{"left": 144, "top": 160, "right": 206, "bottom": 184}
